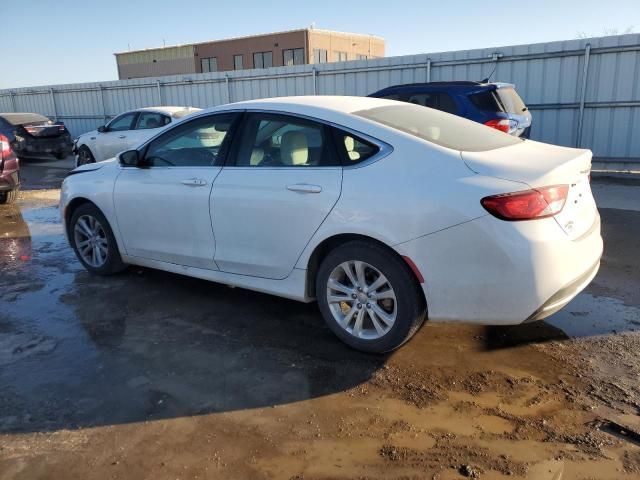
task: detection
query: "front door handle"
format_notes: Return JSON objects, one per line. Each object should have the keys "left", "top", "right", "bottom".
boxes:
{"left": 286, "top": 183, "right": 322, "bottom": 194}
{"left": 181, "top": 178, "right": 208, "bottom": 187}
{"left": 118, "top": 135, "right": 126, "bottom": 139}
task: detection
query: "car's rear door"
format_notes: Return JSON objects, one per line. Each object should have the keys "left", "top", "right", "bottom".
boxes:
{"left": 211, "top": 112, "right": 342, "bottom": 279}
{"left": 113, "top": 113, "right": 238, "bottom": 269}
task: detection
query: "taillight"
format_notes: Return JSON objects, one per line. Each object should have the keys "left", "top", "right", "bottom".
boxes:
{"left": 484, "top": 118, "right": 516, "bottom": 134}
{"left": 24, "top": 126, "right": 38, "bottom": 134}
{"left": 481, "top": 185, "right": 569, "bottom": 221}
{"left": 1, "top": 134, "right": 12, "bottom": 159}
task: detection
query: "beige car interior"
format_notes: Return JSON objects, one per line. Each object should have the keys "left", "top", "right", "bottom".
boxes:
{"left": 280, "top": 131, "right": 309, "bottom": 165}
{"left": 344, "top": 136, "right": 360, "bottom": 161}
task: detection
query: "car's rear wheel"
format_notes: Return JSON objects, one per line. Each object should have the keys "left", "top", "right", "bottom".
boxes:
{"left": 0, "top": 187, "right": 19, "bottom": 205}
{"left": 76, "top": 146, "right": 95, "bottom": 167}
{"left": 316, "top": 240, "right": 426, "bottom": 353}
{"left": 69, "top": 203, "right": 126, "bottom": 275}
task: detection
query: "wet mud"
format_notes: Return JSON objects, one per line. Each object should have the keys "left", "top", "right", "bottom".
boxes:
{"left": 0, "top": 182, "right": 639, "bottom": 479}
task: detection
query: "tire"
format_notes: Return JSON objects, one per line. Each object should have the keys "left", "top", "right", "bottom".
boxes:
{"left": 76, "top": 146, "right": 95, "bottom": 167}
{"left": 0, "top": 187, "right": 19, "bottom": 205}
{"left": 69, "top": 203, "right": 127, "bottom": 275}
{"left": 316, "top": 240, "right": 426, "bottom": 353}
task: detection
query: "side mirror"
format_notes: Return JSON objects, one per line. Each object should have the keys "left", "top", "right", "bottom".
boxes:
{"left": 97, "top": 125, "right": 107, "bottom": 133}
{"left": 119, "top": 149, "right": 140, "bottom": 167}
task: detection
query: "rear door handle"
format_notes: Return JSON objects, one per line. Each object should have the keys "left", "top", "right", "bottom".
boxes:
{"left": 118, "top": 135, "right": 126, "bottom": 139}
{"left": 286, "top": 183, "right": 322, "bottom": 193}
{"left": 181, "top": 178, "right": 208, "bottom": 187}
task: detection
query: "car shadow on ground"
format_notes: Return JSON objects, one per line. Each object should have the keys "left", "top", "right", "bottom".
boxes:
{"left": 1, "top": 255, "right": 389, "bottom": 434}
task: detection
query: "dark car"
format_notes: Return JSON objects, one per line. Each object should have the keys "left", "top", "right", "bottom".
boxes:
{"left": 0, "top": 126, "right": 19, "bottom": 204}
{"left": 368, "top": 81, "right": 532, "bottom": 138}
{"left": 0, "top": 113, "right": 73, "bottom": 160}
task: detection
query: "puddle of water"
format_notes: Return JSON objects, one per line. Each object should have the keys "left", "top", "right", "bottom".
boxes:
{"left": 545, "top": 292, "right": 640, "bottom": 337}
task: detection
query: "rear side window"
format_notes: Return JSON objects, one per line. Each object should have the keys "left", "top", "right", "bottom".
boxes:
{"left": 136, "top": 112, "right": 170, "bottom": 130}
{"left": 333, "top": 129, "right": 380, "bottom": 165}
{"left": 407, "top": 92, "right": 457, "bottom": 114}
{"left": 354, "top": 103, "right": 522, "bottom": 152}
{"left": 233, "top": 113, "right": 339, "bottom": 167}
{"left": 379, "top": 93, "right": 402, "bottom": 101}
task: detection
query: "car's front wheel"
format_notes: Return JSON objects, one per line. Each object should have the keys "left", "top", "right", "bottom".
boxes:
{"left": 76, "top": 146, "right": 95, "bottom": 167}
{"left": 69, "top": 203, "right": 126, "bottom": 275}
{"left": 316, "top": 240, "right": 426, "bottom": 353}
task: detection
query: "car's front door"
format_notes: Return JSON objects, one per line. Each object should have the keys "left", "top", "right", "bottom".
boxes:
{"left": 96, "top": 112, "right": 138, "bottom": 160}
{"left": 113, "top": 113, "right": 238, "bottom": 269}
{"left": 211, "top": 112, "right": 343, "bottom": 279}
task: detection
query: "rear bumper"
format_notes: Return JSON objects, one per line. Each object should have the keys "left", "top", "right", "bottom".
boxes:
{"left": 14, "top": 136, "right": 73, "bottom": 155}
{"left": 395, "top": 211, "right": 603, "bottom": 325}
{"left": 523, "top": 259, "right": 600, "bottom": 322}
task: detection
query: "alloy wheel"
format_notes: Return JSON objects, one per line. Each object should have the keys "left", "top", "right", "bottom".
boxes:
{"left": 73, "top": 214, "right": 108, "bottom": 268}
{"left": 326, "top": 260, "right": 397, "bottom": 340}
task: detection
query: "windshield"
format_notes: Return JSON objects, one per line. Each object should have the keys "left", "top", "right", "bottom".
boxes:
{"left": 354, "top": 103, "right": 522, "bottom": 152}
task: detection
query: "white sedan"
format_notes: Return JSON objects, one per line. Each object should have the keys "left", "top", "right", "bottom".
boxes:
{"left": 73, "top": 106, "right": 201, "bottom": 167}
{"left": 60, "top": 96, "right": 602, "bottom": 353}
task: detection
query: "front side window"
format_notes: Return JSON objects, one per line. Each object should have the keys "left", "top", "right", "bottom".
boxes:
{"left": 233, "top": 54, "right": 243, "bottom": 70}
{"left": 253, "top": 51, "right": 273, "bottom": 69}
{"left": 234, "top": 113, "right": 338, "bottom": 167}
{"left": 283, "top": 48, "right": 305, "bottom": 66}
{"left": 355, "top": 103, "right": 522, "bottom": 152}
{"left": 136, "top": 112, "right": 170, "bottom": 130}
{"left": 107, "top": 113, "right": 137, "bottom": 132}
{"left": 143, "top": 114, "right": 236, "bottom": 167}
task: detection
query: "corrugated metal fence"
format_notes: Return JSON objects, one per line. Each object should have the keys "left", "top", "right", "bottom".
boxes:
{"left": 1, "top": 33, "right": 639, "bottom": 166}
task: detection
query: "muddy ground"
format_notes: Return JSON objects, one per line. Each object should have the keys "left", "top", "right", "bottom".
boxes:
{"left": 0, "top": 158, "right": 639, "bottom": 479}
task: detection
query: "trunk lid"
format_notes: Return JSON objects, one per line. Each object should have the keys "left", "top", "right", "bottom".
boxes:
{"left": 463, "top": 139, "right": 597, "bottom": 240}
{"left": 19, "top": 121, "right": 68, "bottom": 138}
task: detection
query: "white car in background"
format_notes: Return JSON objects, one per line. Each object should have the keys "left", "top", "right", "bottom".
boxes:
{"left": 60, "top": 96, "right": 602, "bottom": 353}
{"left": 73, "top": 106, "right": 201, "bottom": 167}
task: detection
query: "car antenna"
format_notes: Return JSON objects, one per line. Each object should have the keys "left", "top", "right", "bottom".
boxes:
{"left": 479, "top": 53, "right": 501, "bottom": 83}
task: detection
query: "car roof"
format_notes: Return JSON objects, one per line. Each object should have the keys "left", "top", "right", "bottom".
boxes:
{"left": 371, "top": 81, "right": 516, "bottom": 95}
{"left": 135, "top": 106, "right": 202, "bottom": 116}
{"left": 203, "top": 96, "right": 401, "bottom": 116}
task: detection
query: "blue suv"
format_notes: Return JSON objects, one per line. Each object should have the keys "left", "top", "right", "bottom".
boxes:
{"left": 369, "top": 81, "right": 532, "bottom": 138}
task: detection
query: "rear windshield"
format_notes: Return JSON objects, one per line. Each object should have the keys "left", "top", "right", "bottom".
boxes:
{"left": 172, "top": 108, "right": 199, "bottom": 119}
{"left": 1, "top": 113, "right": 50, "bottom": 126}
{"left": 354, "top": 103, "right": 522, "bottom": 152}
{"left": 495, "top": 87, "right": 528, "bottom": 114}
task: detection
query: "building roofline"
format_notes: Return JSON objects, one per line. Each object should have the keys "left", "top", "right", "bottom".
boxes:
{"left": 113, "top": 28, "right": 384, "bottom": 56}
